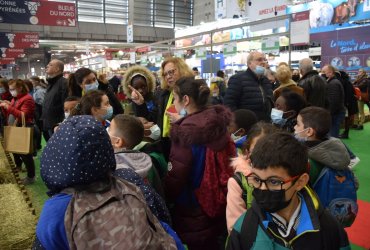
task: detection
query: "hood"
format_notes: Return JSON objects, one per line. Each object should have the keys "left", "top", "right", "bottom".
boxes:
{"left": 230, "top": 155, "right": 251, "bottom": 176}
{"left": 114, "top": 151, "right": 152, "bottom": 178}
{"left": 170, "top": 105, "right": 232, "bottom": 151}
{"left": 308, "top": 138, "right": 350, "bottom": 170}
{"left": 122, "top": 65, "right": 156, "bottom": 98}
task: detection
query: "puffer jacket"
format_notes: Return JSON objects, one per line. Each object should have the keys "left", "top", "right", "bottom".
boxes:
{"left": 326, "top": 77, "right": 346, "bottom": 115}
{"left": 224, "top": 68, "right": 273, "bottom": 121}
{"left": 298, "top": 70, "right": 328, "bottom": 109}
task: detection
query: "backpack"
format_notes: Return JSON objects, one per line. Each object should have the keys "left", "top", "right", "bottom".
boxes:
{"left": 232, "top": 172, "right": 253, "bottom": 209}
{"left": 312, "top": 167, "right": 358, "bottom": 227}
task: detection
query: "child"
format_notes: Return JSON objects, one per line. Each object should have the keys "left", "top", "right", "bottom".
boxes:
{"left": 63, "top": 96, "right": 80, "bottom": 119}
{"left": 227, "top": 132, "right": 350, "bottom": 249}
{"left": 35, "top": 115, "right": 176, "bottom": 249}
{"left": 226, "top": 122, "right": 278, "bottom": 233}
{"left": 228, "top": 109, "right": 258, "bottom": 154}
{"left": 294, "top": 106, "right": 350, "bottom": 184}
{"left": 107, "top": 114, "right": 170, "bottom": 224}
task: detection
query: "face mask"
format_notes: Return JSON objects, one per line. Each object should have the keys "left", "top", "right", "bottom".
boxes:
{"left": 271, "top": 108, "right": 287, "bottom": 126}
{"left": 85, "top": 81, "right": 99, "bottom": 92}
{"left": 10, "top": 90, "right": 17, "bottom": 97}
{"left": 0, "top": 87, "right": 5, "bottom": 94}
{"left": 148, "top": 124, "right": 161, "bottom": 141}
{"left": 254, "top": 65, "right": 265, "bottom": 76}
{"left": 292, "top": 75, "right": 300, "bottom": 82}
{"left": 102, "top": 106, "right": 113, "bottom": 120}
{"left": 294, "top": 128, "right": 309, "bottom": 143}
{"left": 252, "top": 187, "right": 294, "bottom": 213}
{"left": 179, "top": 107, "right": 187, "bottom": 117}
{"left": 231, "top": 128, "right": 242, "bottom": 142}
{"left": 64, "top": 112, "right": 70, "bottom": 119}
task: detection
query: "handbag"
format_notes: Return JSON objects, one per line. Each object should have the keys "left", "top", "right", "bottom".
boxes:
{"left": 4, "top": 112, "right": 34, "bottom": 154}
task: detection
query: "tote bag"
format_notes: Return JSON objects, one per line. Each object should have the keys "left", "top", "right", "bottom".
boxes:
{"left": 4, "top": 112, "right": 33, "bottom": 154}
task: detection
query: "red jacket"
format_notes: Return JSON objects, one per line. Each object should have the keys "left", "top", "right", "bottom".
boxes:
{"left": 6, "top": 93, "right": 35, "bottom": 125}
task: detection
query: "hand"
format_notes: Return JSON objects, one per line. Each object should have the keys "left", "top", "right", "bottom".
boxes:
{"left": 2, "top": 100, "right": 10, "bottom": 105}
{"left": 0, "top": 102, "right": 9, "bottom": 109}
{"left": 128, "top": 85, "right": 144, "bottom": 105}
{"left": 166, "top": 111, "right": 182, "bottom": 123}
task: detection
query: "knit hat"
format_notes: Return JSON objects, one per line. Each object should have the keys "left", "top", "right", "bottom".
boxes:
{"left": 41, "top": 115, "right": 116, "bottom": 194}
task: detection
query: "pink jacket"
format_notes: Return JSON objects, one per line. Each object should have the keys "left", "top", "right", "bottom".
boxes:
{"left": 226, "top": 155, "right": 252, "bottom": 234}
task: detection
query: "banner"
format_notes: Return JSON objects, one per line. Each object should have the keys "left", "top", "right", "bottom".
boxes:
{"left": 247, "top": 0, "right": 290, "bottom": 22}
{"left": 0, "top": 48, "right": 25, "bottom": 58}
{"left": 0, "top": 32, "right": 39, "bottom": 48}
{"left": 0, "top": 58, "right": 16, "bottom": 65}
{"left": 0, "top": 1, "right": 76, "bottom": 26}
{"left": 290, "top": 11, "right": 310, "bottom": 45}
{"left": 223, "top": 42, "right": 237, "bottom": 55}
{"left": 127, "top": 24, "right": 133, "bottom": 43}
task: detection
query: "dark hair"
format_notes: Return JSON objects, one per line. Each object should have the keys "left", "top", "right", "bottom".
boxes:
{"left": 112, "top": 114, "right": 144, "bottom": 149}
{"left": 192, "top": 67, "right": 199, "bottom": 72}
{"left": 280, "top": 89, "right": 306, "bottom": 114}
{"left": 173, "top": 77, "right": 210, "bottom": 109}
{"left": 70, "top": 90, "right": 105, "bottom": 116}
{"left": 244, "top": 122, "right": 279, "bottom": 151}
{"left": 68, "top": 67, "right": 93, "bottom": 96}
{"left": 0, "top": 78, "right": 9, "bottom": 90}
{"left": 24, "top": 79, "right": 33, "bottom": 93}
{"left": 64, "top": 96, "right": 81, "bottom": 103}
{"left": 299, "top": 106, "right": 331, "bottom": 139}
{"left": 233, "top": 109, "right": 258, "bottom": 134}
{"left": 8, "top": 79, "right": 28, "bottom": 94}
{"left": 217, "top": 70, "right": 225, "bottom": 78}
{"left": 250, "top": 132, "right": 308, "bottom": 177}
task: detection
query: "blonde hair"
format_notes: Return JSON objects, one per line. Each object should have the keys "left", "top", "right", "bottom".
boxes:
{"left": 159, "top": 57, "right": 194, "bottom": 90}
{"left": 276, "top": 65, "right": 292, "bottom": 84}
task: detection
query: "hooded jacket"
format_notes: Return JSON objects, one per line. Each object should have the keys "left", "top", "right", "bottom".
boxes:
{"left": 298, "top": 70, "right": 328, "bottom": 109}
{"left": 122, "top": 65, "right": 158, "bottom": 122}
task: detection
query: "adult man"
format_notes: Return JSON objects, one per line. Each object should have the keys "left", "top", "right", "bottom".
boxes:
{"left": 224, "top": 51, "right": 273, "bottom": 121}
{"left": 41, "top": 59, "right": 68, "bottom": 141}
{"left": 298, "top": 58, "right": 328, "bottom": 108}
{"left": 321, "top": 64, "right": 346, "bottom": 138}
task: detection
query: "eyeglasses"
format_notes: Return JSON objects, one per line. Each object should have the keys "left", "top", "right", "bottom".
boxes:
{"left": 163, "top": 68, "right": 177, "bottom": 78}
{"left": 254, "top": 57, "right": 267, "bottom": 62}
{"left": 246, "top": 173, "right": 299, "bottom": 191}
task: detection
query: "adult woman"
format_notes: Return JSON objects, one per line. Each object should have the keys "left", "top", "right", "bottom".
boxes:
{"left": 0, "top": 79, "right": 36, "bottom": 185}
{"left": 122, "top": 65, "right": 158, "bottom": 122}
{"left": 0, "top": 78, "right": 12, "bottom": 101}
{"left": 273, "top": 65, "right": 304, "bottom": 100}
{"left": 71, "top": 90, "right": 113, "bottom": 127}
{"left": 165, "top": 77, "right": 235, "bottom": 250}
{"left": 67, "top": 67, "right": 123, "bottom": 116}
{"left": 158, "top": 57, "right": 194, "bottom": 159}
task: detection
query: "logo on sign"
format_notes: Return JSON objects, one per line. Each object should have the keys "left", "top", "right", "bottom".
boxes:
{"left": 6, "top": 33, "right": 15, "bottom": 48}
{"left": 1, "top": 48, "right": 6, "bottom": 57}
{"left": 25, "top": 1, "right": 40, "bottom": 24}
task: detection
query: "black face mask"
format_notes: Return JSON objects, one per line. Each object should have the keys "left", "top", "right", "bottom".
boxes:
{"left": 321, "top": 74, "right": 328, "bottom": 80}
{"left": 292, "top": 75, "right": 300, "bottom": 82}
{"left": 252, "top": 188, "right": 295, "bottom": 213}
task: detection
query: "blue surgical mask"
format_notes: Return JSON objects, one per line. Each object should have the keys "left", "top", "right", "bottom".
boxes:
{"left": 85, "top": 81, "right": 99, "bottom": 92}
{"left": 271, "top": 108, "right": 287, "bottom": 126}
{"left": 179, "top": 107, "right": 187, "bottom": 117}
{"left": 254, "top": 65, "right": 265, "bottom": 75}
{"left": 0, "top": 87, "right": 5, "bottom": 94}
{"left": 102, "top": 106, "right": 113, "bottom": 120}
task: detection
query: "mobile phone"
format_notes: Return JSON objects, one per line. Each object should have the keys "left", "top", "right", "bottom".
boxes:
{"left": 166, "top": 105, "right": 177, "bottom": 114}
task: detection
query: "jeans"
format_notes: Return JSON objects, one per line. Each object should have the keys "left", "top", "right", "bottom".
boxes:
{"left": 13, "top": 153, "right": 35, "bottom": 178}
{"left": 330, "top": 111, "right": 345, "bottom": 138}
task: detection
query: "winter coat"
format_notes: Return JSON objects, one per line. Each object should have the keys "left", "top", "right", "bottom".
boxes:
{"left": 298, "top": 70, "right": 328, "bottom": 109}
{"left": 336, "top": 71, "right": 358, "bottom": 115}
{"left": 354, "top": 74, "right": 369, "bottom": 93}
{"left": 273, "top": 79, "right": 304, "bottom": 100}
{"left": 306, "top": 138, "right": 350, "bottom": 184}
{"left": 42, "top": 74, "right": 68, "bottom": 129}
{"left": 165, "top": 105, "right": 234, "bottom": 249}
{"left": 226, "top": 156, "right": 252, "bottom": 234}
{"left": 227, "top": 186, "right": 350, "bottom": 250}
{"left": 122, "top": 65, "right": 158, "bottom": 122}
{"left": 6, "top": 93, "right": 35, "bottom": 125}
{"left": 224, "top": 68, "right": 273, "bottom": 121}
{"left": 327, "top": 77, "right": 346, "bottom": 115}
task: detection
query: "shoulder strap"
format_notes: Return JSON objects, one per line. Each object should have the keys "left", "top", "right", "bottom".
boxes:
{"left": 240, "top": 207, "right": 260, "bottom": 250}
{"left": 232, "top": 172, "right": 253, "bottom": 209}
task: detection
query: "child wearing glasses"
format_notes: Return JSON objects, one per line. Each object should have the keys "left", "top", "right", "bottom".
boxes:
{"left": 227, "top": 132, "right": 349, "bottom": 250}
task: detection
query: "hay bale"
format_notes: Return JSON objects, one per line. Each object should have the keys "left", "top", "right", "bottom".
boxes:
{"left": 0, "top": 184, "right": 36, "bottom": 250}
{"left": 0, "top": 159, "right": 14, "bottom": 184}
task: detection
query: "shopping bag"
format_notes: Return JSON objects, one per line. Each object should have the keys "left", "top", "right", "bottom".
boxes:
{"left": 4, "top": 112, "right": 33, "bottom": 154}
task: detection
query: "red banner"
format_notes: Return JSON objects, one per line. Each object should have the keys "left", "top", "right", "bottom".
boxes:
{"left": 0, "top": 58, "right": 16, "bottom": 65}
{"left": 0, "top": 32, "right": 39, "bottom": 49}
{"left": 0, "top": 48, "right": 25, "bottom": 58}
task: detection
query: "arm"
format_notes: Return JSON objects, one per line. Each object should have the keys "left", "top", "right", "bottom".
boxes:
{"left": 7, "top": 97, "right": 35, "bottom": 122}
{"left": 224, "top": 75, "right": 242, "bottom": 111}
{"left": 327, "top": 80, "right": 344, "bottom": 114}
{"left": 226, "top": 178, "right": 247, "bottom": 234}
{"left": 105, "top": 86, "right": 124, "bottom": 115}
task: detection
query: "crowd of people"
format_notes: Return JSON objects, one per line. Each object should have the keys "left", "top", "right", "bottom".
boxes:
{"left": 0, "top": 53, "right": 368, "bottom": 249}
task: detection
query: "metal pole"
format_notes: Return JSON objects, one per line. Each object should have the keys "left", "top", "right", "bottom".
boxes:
{"left": 288, "top": 14, "right": 292, "bottom": 67}
{"left": 210, "top": 31, "right": 213, "bottom": 76}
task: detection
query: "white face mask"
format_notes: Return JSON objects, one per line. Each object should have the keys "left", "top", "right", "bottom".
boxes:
{"left": 64, "top": 112, "right": 70, "bottom": 119}
{"left": 10, "top": 90, "right": 17, "bottom": 97}
{"left": 231, "top": 128, "right": 242, "bottom": 142}
{"left": 148, "top": 124, "right": 161, "bottom": 141}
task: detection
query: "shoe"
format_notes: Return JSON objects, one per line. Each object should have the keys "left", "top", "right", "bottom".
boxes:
{"left": 348, "top": 157, "right": 360, "bottom": 170}
{"left": 351, "top": 125, "right": 358, "bottom": 129}
{"left": 22, "top": 176, "right": 35, "bottom": 185}
{"left": 355, "top": 125, "right": 364, "bottom": 130}
{"left": 339, "top": 131, "right": 349, "bottom": 139}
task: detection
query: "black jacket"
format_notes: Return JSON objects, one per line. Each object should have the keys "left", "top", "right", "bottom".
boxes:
{"left": 298, "top": 70, "right": 328, "bottom": 109}
{"left": 336, "top": 71, "right": 358, "bottom": 116}
{"left": 327, "top": 77, "right": 346, "bottom": 115}
{"left": 131, "top": 93, "right": 158, "bottom": 123}
{"left": 42, "top": 74, "right": 68, "bottom": 130}
{"left": 224, "top": 68, "right": 273, "bottom": 121}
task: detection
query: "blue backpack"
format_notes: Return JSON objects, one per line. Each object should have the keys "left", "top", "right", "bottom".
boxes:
{"left": 313, "top": 167, "right": 358, "bottom": 227}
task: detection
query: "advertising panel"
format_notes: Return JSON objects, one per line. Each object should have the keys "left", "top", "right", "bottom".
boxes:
{"left": 0, "top": 0, "right": 76, "bottom": 26}
{"left": 0, "top": 32, "right": 39, "bottom": 48}
{"left": 0, "top": 58, "right": 16, "bottom": 65}
{"left": 247, "top": 0, "right": 290, "bottom": 21}
{"left": 215, "top": 0, "right": 248, "bottom": 20}
{"left": 290, "top": 11, "right": 310, "bottom": 45}
{"left": 0, "top": 48, "right": 25, "bottom": 58}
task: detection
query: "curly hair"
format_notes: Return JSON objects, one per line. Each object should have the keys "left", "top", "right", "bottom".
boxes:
{"left": 159, "top": 57, "right": 194, "bottom": 90}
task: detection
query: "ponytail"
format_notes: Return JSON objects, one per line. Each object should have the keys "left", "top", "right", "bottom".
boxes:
{"left": 174, "top": 77, "right": 210, "bottom": 109}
